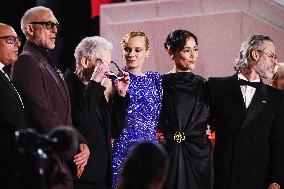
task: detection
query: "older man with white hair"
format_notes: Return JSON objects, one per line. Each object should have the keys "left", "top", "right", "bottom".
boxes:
{"left": 64, "top": 36, "right": 130, "bottom": 189}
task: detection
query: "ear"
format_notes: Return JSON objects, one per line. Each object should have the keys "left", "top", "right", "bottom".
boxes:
{"left": 168, "top": 49, "right": 175, "bottom": 60}
{"left": 80, "top": 56, "right": 89, "bottom": 68}
{"left": 251, "top": 50, "right": 260, "bottom": 61}
{"left": 26, "top": 24, "right": 34, "bottom": 36}
{"left": 145, "top": 48, "right": 150, "bottom": 59}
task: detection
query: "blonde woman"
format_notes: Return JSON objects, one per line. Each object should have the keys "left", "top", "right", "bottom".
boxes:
{"left": 269, "top": 63, "right": 284, "bottom": 90}
{"left": 112, "top": 31, "right": 162, "bottom": 188}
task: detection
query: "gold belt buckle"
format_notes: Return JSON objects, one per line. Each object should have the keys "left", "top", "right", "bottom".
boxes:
{"left": 173, "top": 131, "right": 185, "bottom": 143}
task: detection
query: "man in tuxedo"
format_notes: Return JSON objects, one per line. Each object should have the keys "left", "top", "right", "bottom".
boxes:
{"left": 207, "top": 35, "right": 284, "bottom": 189}
{"left": 11, "top": 6, "right": 89, "bottom": 188}
{"left": 64, "top": 36, "right": 130, "bottom": 189}
{"left": 0, "top": 23, "right": 28, "bottom": 187}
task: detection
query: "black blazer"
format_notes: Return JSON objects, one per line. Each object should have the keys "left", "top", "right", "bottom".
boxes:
{"left": 64, "top": 69, "right": 129, "bottom": 187}
{"left": 207, "top": 73, "right": 284, "bottom": 189}
{"left": 0, "top": 70, "right": 28, "bottom": 187}
{"left": 0, "top": 71, "right": 27, "bottom": 130}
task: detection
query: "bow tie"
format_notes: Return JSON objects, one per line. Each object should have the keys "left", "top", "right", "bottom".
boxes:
{"left": 238, "top": 79, "right": 261, "bottom": 88}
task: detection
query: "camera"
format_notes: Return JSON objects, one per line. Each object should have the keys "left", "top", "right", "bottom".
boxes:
{"left": 12, "top": 126, "right": 79, "bottom": 189}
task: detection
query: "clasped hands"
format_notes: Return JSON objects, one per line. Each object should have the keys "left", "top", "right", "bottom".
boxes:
{"left": 74, "top": 143, "right": 90, "bottom": 178}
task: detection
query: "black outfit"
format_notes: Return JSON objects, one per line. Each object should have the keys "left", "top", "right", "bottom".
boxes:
{"left": 0, "top": 69, "right": 27, "bottom": 130}
{"left": 64, "top": 69, "right": 129, "bottom": 189}
{"left": 0, "top": 68, "right": 28, "bottom": 187}
{"left": 158, "top": 72, "right": 213, "bottom": 189}
{"left": 207, "top": 73, "right": 284, "bottom": 189}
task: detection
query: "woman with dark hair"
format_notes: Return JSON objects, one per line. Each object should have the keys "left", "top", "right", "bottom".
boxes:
{"left": 158, "top": 29, "right": 213, "bottom": 189}
{"left": 116, "top": 142, "right": 168, "bottom": 189}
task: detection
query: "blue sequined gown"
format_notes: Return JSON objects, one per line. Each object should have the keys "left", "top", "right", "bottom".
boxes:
{"left": 112, "top": 71, "right": 162, "bottom": 188}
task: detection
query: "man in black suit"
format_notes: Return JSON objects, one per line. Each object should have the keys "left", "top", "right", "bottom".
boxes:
{"left": 0, "top": 23, "right": 28, "bottom": 187}
{"left": 207, "top": 35, "right": 284, "bottom": 189}
{"left": 64, "top": 36, "right": 130, "bottom": 189}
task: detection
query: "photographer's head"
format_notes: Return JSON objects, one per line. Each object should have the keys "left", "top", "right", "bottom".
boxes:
{"left": 117, "top": 142, "right": 168, "bottom": 189}
{"left": 13, "top": 126, "right": 80, "bottom": 188}
{"left": 74, "top": 36, "right": 113, "bottom": 83}
{"left": 234, "top": 35, "right": 277, "bottom": 79}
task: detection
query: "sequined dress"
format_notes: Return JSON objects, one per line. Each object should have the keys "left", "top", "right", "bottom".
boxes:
{"left": 112, "top": 71, "right": 162, "bottom": 188}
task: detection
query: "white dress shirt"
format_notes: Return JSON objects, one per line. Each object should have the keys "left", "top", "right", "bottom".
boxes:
{"left": 238, "top": 73, "right": 260, "bottom": 108}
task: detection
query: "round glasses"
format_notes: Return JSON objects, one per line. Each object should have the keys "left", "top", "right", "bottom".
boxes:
{"left": 257, "top": 50, "right": 277, "bottom": 61}
{"left": 0, "top": 35, "right": 21, "bottom": 45}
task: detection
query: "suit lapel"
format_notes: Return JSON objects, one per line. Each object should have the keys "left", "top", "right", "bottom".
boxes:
{"left": 241, "top": 83, "right": 268, "bottom": 129}
{"left": 42, "top": 62, "right": 69, "bottom": 107}
{"left": 0, "top": 71, "right": 23, "bottom": 107}
{"left": 223, "top": 74, "right": 246, "bottom": 116}
{"left": 27, "top": 45, "right": 69, "bottom": 108}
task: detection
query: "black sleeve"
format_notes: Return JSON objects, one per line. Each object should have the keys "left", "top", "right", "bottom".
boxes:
{"left": 268, "top": 91, "right": 284, "bottom": 186}
{"left": 204, "top": 78, "right": 216, "bottom": 132}
{"left": 72, "top": 80, "right": 105, "bottom": 129}
{"left": 110, "top": 92, "right": 130, "bottom": 139}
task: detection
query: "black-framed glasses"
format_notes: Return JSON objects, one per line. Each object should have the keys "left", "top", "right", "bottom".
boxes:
{"left": 30, "top": 21, "right": 60, "bottom": 31}
{"left": 257, "top": 50, "right": 277, "bottom": 60}
{"left": 0, "top": 35, "right": 21, "bottom": 45}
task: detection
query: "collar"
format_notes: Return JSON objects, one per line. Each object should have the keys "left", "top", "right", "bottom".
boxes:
{"left": 0, "top": 62, "right": 5, "bottom": 73}
{"left": 238, "top": 73, "right": 260, "bottom": 83}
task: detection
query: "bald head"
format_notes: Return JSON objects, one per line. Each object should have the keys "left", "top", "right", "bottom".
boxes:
{"left": 0, "top": 23, "right": 21, "bottom": 65}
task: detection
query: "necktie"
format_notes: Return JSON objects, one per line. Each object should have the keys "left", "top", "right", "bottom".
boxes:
{"left": 238, "top": 79, "right": 261, "bottom": 88}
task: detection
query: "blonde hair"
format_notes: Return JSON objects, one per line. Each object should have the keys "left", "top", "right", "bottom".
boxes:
{"left": 269, "top": 63, "right": 284, "bottom": 88}
{"left": 120, "top": 31, "right": 149, "bottom": 50}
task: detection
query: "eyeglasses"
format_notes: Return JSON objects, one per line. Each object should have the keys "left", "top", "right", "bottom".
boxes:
{"left": 257, "top": 50, "right": 277, "bottom": 60}
{"left": 0, "top": 35, "right": 21, "bottom": 45}
{"left": 30, "top": 21, "right": 60, "bottom": 31}
{"left": 96, "top": 59, "right": 124, "bottom": 79}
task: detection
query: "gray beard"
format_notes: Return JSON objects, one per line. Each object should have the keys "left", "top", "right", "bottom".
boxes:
{"left": 254, "top": 60, "right": 273, "bottom": 79}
